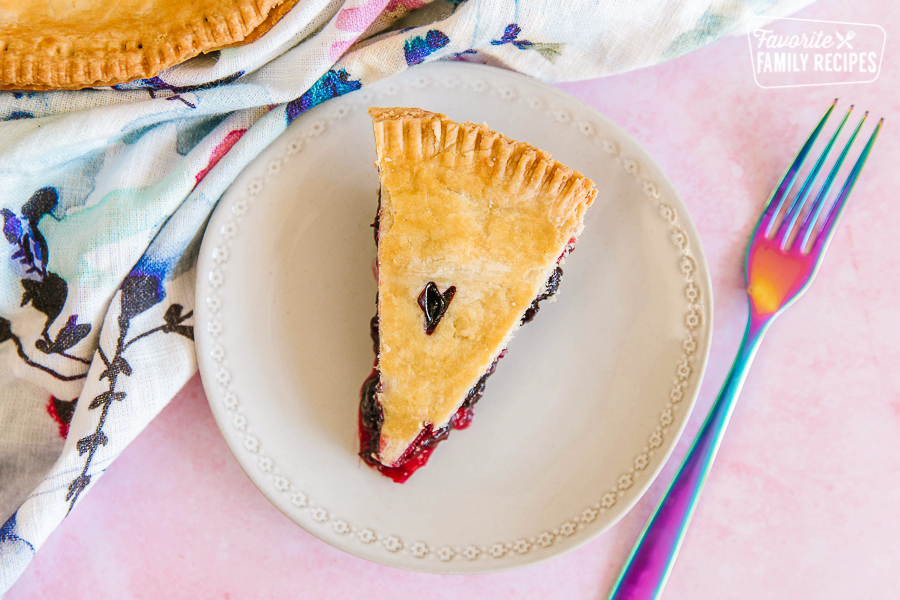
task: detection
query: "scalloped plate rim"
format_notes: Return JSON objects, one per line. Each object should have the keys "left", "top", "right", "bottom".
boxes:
{"left": 194, "top": 61, "right": 714, "bottom": 574}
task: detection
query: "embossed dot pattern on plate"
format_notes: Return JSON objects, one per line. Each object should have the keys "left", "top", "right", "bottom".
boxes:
{"left": 195, "top": 62, "right": 712, "bottom": 574}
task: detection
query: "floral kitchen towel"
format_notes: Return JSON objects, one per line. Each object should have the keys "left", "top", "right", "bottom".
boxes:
{"left": 0, "top": 0, "right": 792, "bottom": 590}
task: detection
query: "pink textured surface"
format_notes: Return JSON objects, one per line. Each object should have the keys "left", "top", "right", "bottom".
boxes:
{"left": 8, "top": 0, "right": 900, "bottom": 597}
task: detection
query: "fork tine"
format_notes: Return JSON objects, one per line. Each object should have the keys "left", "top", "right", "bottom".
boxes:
{"left": 776, "top": 106, "right": 854, "bottom": 249}
{"left": 760, "top": 99, "right": 837, "bottom": 237}
{"left": 797, "top": 112, "right": 868, "bottom": 251}
{"left": 808, "top": 117, "right": 883, "bottom": 254}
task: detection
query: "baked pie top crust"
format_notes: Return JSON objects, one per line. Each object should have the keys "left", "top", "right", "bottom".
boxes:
{"left": 368, "top": 107, "right": 597, "bottom": 466}
{"left": 0, "top": 0, "right": 293, "bottom": 90}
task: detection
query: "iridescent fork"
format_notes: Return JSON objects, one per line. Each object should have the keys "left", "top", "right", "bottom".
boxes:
{"left": 608, "top": 100, "right": 883, "bottom": 600}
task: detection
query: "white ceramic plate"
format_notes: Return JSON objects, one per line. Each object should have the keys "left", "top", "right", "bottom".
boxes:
{"left": 195, "top": 62, "right": 713, "bottom": 574}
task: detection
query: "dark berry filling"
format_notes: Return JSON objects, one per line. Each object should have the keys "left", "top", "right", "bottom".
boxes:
{"left": 370, "top": 189, "right": 381, "bottom": 243}
{"left": 521, "top": 238, "right": 575, "bottom": 324}
{"left": 357, "top": 338, "right": 506, "bottom": 483}
{"left": 369, "top": 313, "right": 379, "bottom": 355}
{"left": 417, "top": 282, "right": 456, "bottom": 335}
{"left": 521, "top": 266, "right": 563, "bottom": 324}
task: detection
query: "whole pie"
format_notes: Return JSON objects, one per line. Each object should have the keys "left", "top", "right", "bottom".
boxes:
{"left": 359, "top": 107, "right": 597, "bottom": 482}
{"left": 0, "top": 0, "right": 299, "bottom": 90}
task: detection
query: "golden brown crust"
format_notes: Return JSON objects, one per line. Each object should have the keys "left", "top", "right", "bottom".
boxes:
{"left": 0, "top": 0, "right": 290, "bottom": 90}
{"left": 205, "top": 0, "right": 300, "bottom": 51}
{"left": 369, "top": 107, "right": 597, "bottom": 466}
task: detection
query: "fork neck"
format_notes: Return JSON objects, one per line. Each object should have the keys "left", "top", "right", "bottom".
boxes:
{"left": 749, "top": 306, "right": 776, "bottom": 331}
{"left": 697, "top": 306, "right": 773, "bottom": 461}
{"left": 740, "top": 308, "right": 775, "bottom": 370}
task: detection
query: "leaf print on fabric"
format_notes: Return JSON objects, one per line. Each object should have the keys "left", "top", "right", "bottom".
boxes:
{"left": 0, "top": 317, "right": 87, "bottom": 382}
{"left": 175, "top": 114, "right": 229, "bottom": 156}
{"left": 661, "top": 10, "right": 733, "bottom": 61}
{"left": 285, "top": 69, "right": 362, "bottom": 124}
{"left": 33, "top": 315, "right": 91, "bottom": 357}
{"left": 404, "top": 29, "right": 450, "bottom": 65}
{"left": 2, "top": 188, "right": 92, "bottom": 378}
{"left": 20, "top": 275, "right": 67, "bottom": 338}
{"left": 161, "top": 305, "right": 195, "bottom": 339}
{"left": 491, "top": 24, "right": 563, "bottom": 63}
{"left": 452, "top": 49, "right": 478, "bottom": 59}
{"left": 66, "top": 269, "right": 194, "bottom": 512}
{"left": 0, "top": 318, "right": 13, "bottom": 345}
{"left": 115, "top": 72, "right": 247, "bottom": 108}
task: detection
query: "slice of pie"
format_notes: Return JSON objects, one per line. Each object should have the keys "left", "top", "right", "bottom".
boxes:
{"left": 359, "top": 107, "right": 597, "bottom": 483}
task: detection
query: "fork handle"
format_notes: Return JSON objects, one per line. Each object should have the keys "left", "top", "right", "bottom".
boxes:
{"left": 607, "top": 316, "right": 771, "bottom": 600}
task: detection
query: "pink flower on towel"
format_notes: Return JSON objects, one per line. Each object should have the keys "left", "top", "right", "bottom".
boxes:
{"left": 196, "top": 129, "right": 247, "bottom": 185}
{"left": 328, "top": 0, "right": 395, "bottom": 60}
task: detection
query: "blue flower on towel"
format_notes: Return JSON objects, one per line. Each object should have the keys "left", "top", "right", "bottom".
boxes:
{"left": 492, "top": 24, "right": 533, "bottom": 49}
{"left": 286, "top": 69, "right": 362, "bottom": 124}
{"left": 0, "top": 511, "right": 34, "bottom": 555}
{"left": 404, "top": 30, "right": 450, "bottom": 66}
{"left": 491, "top": 23, "right": 563, "bottom": 63}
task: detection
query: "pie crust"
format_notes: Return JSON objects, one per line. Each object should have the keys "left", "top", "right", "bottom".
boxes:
{"left": 206, "top": 0, "right": 300, "bottom": 51}
{"left": 0, "top": 0, "right": 294, "bottom": 90}
{"left": 367, "top": 107, "right": 597, "bottom": 468}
